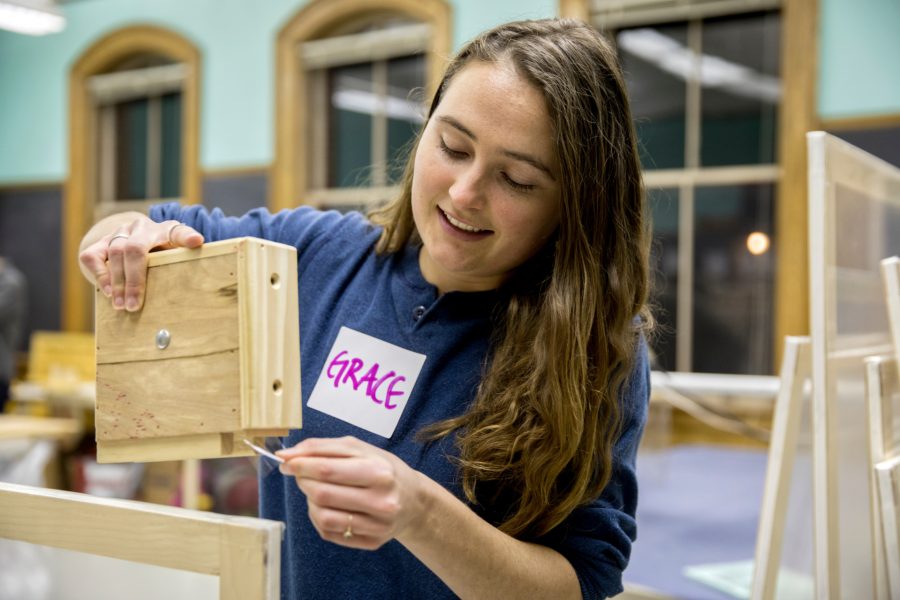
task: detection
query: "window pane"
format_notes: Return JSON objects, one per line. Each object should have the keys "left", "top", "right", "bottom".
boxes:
{"left": 648, "top": 187, "right": 679, "bottom": 372}
{"left": 386, "top": 55, "right": 425, "bottom": 183}
{"left": 160, "top": 92, "right": 182, "bottom": 198}
{"left": 115, "top": 98, "right": 148, "bottom": 200}
{"left": 329, "top": 63, "right": 373, "bottom": 188}
{"left": 617, "top": 24, "right": 688, "bottom": 170}
{"left": 700, "top": 12, "right": 780, "bottom": 166}
{"left": 692, "top": 184, "right": 775, "bottom": 374}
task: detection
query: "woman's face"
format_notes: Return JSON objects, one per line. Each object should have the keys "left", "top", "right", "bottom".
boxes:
{"left": 412, "top": 60, "right": 561, "bottom": 294}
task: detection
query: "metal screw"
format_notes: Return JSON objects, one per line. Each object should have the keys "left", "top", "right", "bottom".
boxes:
{"left": 156, "top": 329, "right": 171, "bottom": 350}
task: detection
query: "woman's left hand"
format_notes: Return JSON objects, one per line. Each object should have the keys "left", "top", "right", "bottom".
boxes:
{"left": 277, "top": 436, "right": 429, "bottom": 550}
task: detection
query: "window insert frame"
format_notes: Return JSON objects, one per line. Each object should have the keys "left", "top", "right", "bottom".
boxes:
{"left": 272, "top": 0, "right": 451, "bottom": 213}
{"left": 607, "top": 6, "right": 782, "bottom": 373}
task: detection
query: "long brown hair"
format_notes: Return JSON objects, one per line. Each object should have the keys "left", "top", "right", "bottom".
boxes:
{"left": 369, "top": 18, "right": 651, "bottom": 537}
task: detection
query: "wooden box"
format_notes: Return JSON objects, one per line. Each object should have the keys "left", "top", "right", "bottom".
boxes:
{"left": 95, "top": 237, "right": 301, "bottom": 463}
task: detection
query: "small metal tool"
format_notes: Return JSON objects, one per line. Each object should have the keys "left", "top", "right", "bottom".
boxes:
{"left": 243, "top": 438, "right": 285, "bottom": 465}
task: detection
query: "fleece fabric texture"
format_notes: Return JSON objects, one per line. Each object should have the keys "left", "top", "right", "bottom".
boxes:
{"left": 150, "top": 202, "right": 650, "bottom": 600}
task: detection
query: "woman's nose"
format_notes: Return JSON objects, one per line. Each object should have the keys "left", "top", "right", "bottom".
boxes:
{"left": 448, "top": 166, "right": 486, "bottom": 209}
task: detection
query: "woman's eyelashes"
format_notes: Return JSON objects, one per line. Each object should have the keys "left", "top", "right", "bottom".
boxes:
{"left": 501, "top": 173, "right": 535, "bottom": 192}
{"left": 439, "top": 137, "right": 468, "bottom": 160}
{"left": 439, "top": 137, "right": 536, "bottom": 193}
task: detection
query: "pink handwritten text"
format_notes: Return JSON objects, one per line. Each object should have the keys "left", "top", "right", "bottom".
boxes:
{"left": 325, "top": 350, "right": 406, "bottom": 409}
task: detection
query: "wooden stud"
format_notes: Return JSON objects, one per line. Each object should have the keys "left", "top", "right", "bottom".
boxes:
{"left": 875, "top": 454, "right": 900, "bottom": 599}
{"left": 865, "top": 356, "right": 898, "bottom": 600}
{"left": 0, "top": 481, "right": 282, "bottom": 600}
{"left": 883, "top": 257, "right": 900, "bottom": 361}
{"left": 774, "top": 0, "right": 819, "bottom": 368}
{"left": 750, "top": 336, "right": 811, "bottom": 600}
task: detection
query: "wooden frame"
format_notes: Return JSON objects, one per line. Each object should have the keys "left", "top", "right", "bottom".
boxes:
{"left": 807, "top": 131, "right": 900, "bottom": 598}
{"left": 865, "top": 356, "right": 899, "bottom": 600}
{"left": 0, "top": 482, "right": 282, "bottom": 599}
{"left": 558, "top": 0, "right": 589, "bottom": 21}
{"left": 821, "top": 112, "right": 900, "bottom": 133}
{"left": 65, "top": 26, "right": 202, "bottom": 333}
{"left": 750, "top": 336, "right": 811, "bottom": 600}
{"left": 884, "top": 257, "right": 900, "bottom": 360}
{"left": 95, "top": 238, "right": 301, "bottom": 463}
{"left": 877, "top": 258, "right": 900, "bottom": 599}
{"left": 271, "top": 0, "right": 451, "bottom": 213}
{"left": 875, "top": 453, "right": 900, "bottom": 599}
{"left": 773, "top": 0, "right": 819, "bottom": 368}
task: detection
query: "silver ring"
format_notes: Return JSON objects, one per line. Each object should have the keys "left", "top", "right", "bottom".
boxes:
{"left": 165, "top": 222, "right": 185, "bottom": 245}
{"left": 107, "top": 233, "right": 130, "bottom": 248}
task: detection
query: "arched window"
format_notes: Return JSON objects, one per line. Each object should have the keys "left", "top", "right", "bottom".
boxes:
{"left": 273, "top": 0, "right": 451, "bottom": 212}
{"left": 65, "top": 26, "right": 201, "bottom": 331}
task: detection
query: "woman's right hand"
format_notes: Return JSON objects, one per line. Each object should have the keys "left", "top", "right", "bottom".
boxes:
{"left": 78, "top": 213, "right": 204, "bottom": 312}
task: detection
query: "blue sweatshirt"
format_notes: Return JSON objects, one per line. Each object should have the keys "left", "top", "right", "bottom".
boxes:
{"left": 150, "top": 203, "right": 649, "bottom": 600}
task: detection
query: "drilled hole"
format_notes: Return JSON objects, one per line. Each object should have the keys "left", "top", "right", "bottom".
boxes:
{"left": 270, "top": 273, "right": 281, "bottom": 289}
{"left": 272, "top": 379, "right": 283, "bottom": 395}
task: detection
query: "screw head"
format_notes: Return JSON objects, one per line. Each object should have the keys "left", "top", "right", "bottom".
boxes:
{"left": 156, "top": 329, "right": 171, "bottom": 350}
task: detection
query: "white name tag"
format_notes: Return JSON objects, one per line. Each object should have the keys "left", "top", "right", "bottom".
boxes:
{"left": 307, "top": 326, "right": 427, "bottom": 438}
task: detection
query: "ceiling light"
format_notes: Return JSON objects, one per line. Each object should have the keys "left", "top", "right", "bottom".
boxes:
{"left": 0, "top": 0, "right": 65, "bottom": 36}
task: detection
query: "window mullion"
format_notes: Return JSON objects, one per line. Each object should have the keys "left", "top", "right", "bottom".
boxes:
{"left": 675, "top": 19, "right": 703, "bottom": 372}
{"left": 99, "top": 105, "right": 116, "bottom": 205}
{"left": 685, "top": 19, "right": 702, "bottom": 171}
{"left": 146, "top": 96, "right": 162, "bottom": 200}
{"left": 309, "top": 69, "right": 329, "bottom": 190}
{"left": 371, "top": 60, "right": 388, "bottom": 188}
{"left": 676, "top": 183, "right": 695, "bottom": 372}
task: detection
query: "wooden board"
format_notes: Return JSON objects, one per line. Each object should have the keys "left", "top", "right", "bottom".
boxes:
{"left": 750, "top": 336, "right": 811, "bottom": 600}
{"left": 0, "top": 415, "right": 82, "bottom": 440}
{"left": 884, "top": 257, "right": 900, "bottom": 362}
{"left": 866, "top": 356, "right": 900, "bottom": 599}
{"left": 95, "top": 237, "right": 301, "bottom": 462}
{"left": 0, "top": 481, "right": 282, "bottom": 600}
{"left": 875, "top": 454, "right": 900, "bottom": 599}
{"left": 807, "top": 132, "right": 900, "bottom": 598}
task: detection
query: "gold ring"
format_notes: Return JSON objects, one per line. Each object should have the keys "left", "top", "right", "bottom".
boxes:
{"left": 107, "top": 233, "right": 130, "bottom": 248}
{"left": 343, "top": 514, "right": 353, "bottom": 540}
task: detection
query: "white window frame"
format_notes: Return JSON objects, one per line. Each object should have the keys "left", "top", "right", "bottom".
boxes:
{"left": 595, "top": 1, "right": 783, "bottom": 373}
{"left": 89, "top": 63, "right": 187, "bottom": 215}
{"left": 300, "top": 22, "right": 429, "bottom": 209}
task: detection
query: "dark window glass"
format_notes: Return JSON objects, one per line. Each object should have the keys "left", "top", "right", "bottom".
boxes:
{"left": 831, "top": 126, "right": 900, "bottom": 169}
{"left": 617, "top": 24, "right": 688, "bottom": 170}
{"left": 648, "top": 187, "right": 679, "bottom": 371}
{"left": 386, "top": 54, "right": 425, "bottom": 182}
{"left": 692, "top": 184, "right": 775, "bottom": 374}
{"left": 115, "top": 98, "right": 148, "bottom": 200}
{"left": 328, "top": 63, "right": 374, "bottom": 188}
{"left": 700, "top": 12, "right": 780, "bottom": 166}
{"left": 160, "top": 91, "right": 182, "bottom": 198}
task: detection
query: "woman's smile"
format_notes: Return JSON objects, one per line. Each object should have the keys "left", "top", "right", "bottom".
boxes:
{"left": 438, "top": 206, "right": 493, "bottom": 237}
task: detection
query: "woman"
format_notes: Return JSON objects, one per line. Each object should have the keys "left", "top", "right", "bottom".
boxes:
{"left": 79, "top": 18, "right": 651, "bottom": 599}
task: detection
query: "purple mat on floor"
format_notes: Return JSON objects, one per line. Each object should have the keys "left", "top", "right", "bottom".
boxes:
{"left": 624, "top": 444, "right": 768, "bottom": 599}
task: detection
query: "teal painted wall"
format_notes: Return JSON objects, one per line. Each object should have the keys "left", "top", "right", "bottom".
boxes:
{"left": 818, "top": 0, "right": 900, "bottom": 120}
{"left": 0, "top": 0, "right": 554, "bottom": 185}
